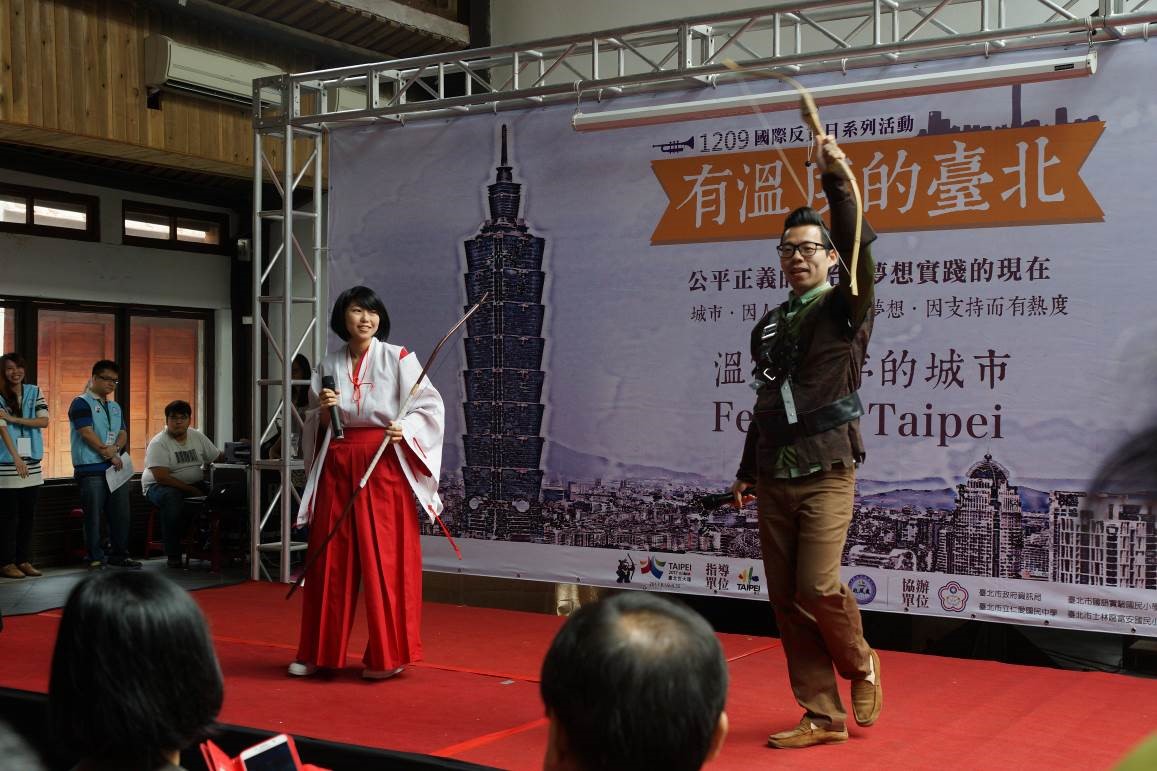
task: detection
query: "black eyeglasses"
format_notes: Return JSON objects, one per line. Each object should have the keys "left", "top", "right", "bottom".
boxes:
{"left": 776, "top": 241, "right": 830, "bottom": 259}
{"left": 95, "top": 375, "right": 119, "bottom": 386}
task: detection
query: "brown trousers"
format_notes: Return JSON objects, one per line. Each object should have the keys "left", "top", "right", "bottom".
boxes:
{"left": 757, "top": 465, "right": 872, "bottom": 730}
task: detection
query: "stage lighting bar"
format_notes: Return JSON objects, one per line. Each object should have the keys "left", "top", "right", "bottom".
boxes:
{"left": 571, "top": 52, "right": 1097, "bottom": 132}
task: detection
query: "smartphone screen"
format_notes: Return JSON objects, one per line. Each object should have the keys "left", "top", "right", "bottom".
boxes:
{"left": 241, "top": 741, "right": 299, "bottom": 771}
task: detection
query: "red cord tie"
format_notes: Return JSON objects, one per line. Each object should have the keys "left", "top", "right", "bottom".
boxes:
{"left": 347, "top": 348, "right": 374, "bottom": 416}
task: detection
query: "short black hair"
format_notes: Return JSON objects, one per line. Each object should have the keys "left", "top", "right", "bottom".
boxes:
{"left": 291, "top": 352, "right": 311, "bottom": 375}
{"left": 540, "top": 592, "right": 728, "bottom": 771}
{"left": 329, "top": 285, "right": 390, "bottom": 342}
{"left": 91, "top": 360, "right": 120, "bottom": 377}
{"left": 164, "top": 400, "right": 192, "bottom": 418}
{"left": 782, "top": 206, "right": 834, "bottom": 249}
{"left": 49, "top": 571, "right": 224, "bottom": 771}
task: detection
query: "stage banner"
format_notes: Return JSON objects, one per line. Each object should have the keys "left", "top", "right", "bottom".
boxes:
{"left": 327, "top": 41, "right": 1157, "bottom": 636}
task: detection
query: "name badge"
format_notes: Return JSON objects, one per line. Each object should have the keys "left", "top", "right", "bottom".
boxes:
{"left": 106, "top": 431, "right": 117, "bottom": 445}
{"left": 16, "top": 437, "right": 32, "bottom": 457}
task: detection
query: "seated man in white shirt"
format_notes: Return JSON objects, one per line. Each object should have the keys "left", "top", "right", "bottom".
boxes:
{"left": 140, "top": 401, "right": 224, "bottom": 568}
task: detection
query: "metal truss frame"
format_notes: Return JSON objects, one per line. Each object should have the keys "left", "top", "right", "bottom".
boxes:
{"left": 250, "top": 0, "right": 1156, "bottom": 581}
{"left": 250, "top": 124, "right": 324, "bottom": 582}
{"left": 253, "top": 0, "right": 1157, "bottom": 132}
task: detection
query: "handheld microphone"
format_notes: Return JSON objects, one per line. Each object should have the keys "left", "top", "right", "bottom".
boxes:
{"left": 699, "top": 490, "right": 756, "bottom": 511}
{"left": 699, "top": 492, "right": 737, "bottom": 511}
{"left": 321, "top": 375, "right": 344, "bottom": 439}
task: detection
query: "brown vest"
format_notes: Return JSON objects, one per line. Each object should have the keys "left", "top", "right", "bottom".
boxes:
{"left": 739, "top": 289, "right": 873, "bottom": 478}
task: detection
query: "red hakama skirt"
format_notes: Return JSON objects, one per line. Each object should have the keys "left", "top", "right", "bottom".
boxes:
{"left": 295, "top": 427, "right": 423, "bottom": 670}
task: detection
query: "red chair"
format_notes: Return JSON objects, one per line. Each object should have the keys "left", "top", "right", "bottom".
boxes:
{"left": 144, "top": 507, "right": 166, "bottom": 558}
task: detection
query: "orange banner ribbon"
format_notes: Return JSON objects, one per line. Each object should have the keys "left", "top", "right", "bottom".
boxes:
{"left": 651, "top": 121, "right": 1104, "bottom": 245}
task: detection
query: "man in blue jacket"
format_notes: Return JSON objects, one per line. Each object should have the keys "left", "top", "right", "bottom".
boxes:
{"left": 69, "top": 360, "right": 141, "bottom": 569}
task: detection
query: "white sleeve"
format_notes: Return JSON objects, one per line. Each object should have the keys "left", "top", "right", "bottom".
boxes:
{"left": 199, "top": 430, "right": 221, "bottom": 462}
{"left": 301, "top": 364, "right": 323, "bottom": 472}
{"left": 143, "top": 436, "right": 169, "bottom": 470}
{"left": 396, "top": 349, "right": 445, "bottom": 478}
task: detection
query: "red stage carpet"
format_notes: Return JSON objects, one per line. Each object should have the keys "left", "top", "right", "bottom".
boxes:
{"left": 3, "top": 580, "right": 1155, "bottom": 769}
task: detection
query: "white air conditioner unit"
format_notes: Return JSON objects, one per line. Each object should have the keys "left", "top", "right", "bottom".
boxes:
{"left": 144, "top": 35, "right": 369, "bottom": 109}
{"left": 145, "top": 35, "right": 284, "bottom": 105}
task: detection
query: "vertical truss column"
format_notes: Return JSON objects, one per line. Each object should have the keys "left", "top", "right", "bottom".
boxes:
{"left": 251, "top": 76, "right": 325, "bottom": 582}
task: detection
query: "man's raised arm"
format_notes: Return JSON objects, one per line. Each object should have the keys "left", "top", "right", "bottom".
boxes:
{"left": 817, "top": 136, "right": 878, "bottom": 327}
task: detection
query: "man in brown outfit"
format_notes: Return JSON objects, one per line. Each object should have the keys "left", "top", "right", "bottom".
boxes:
{"left": 730, "top": 134, "right": 883, "bottom": 749}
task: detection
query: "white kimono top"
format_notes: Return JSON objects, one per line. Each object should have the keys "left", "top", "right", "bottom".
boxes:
{"left": 296, "top": 338, "right": 445, "bottom": 526}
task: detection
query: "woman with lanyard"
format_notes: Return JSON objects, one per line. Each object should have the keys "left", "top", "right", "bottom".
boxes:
{"left": 0, "top": 353, "right": 49, "bottom": 579}
{"left": 288, "top": 286, "right": 445, "bottom": 680}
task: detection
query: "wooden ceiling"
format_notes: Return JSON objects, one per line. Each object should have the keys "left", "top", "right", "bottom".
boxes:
{"left": 212, "top": 0, "right": 470, "bottom": 58}
{"left": 0, "top": 0, "right": 475, "bottom": 207}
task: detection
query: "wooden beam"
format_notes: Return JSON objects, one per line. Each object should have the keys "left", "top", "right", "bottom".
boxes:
{"left": 140, "top": 0, "right": 398, "bottom": 62}
{"left": 0, "top": 119, "right": 253, "bottom": 178}
{"left": 324, "top": 0, "right": 469, "bottom": 45}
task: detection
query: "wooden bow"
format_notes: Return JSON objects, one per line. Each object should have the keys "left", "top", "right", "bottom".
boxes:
{"left": 722, "top": 61, "right": 863, "bottom": 296}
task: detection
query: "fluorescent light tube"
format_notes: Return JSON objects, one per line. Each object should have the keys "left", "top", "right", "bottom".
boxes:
{"left": 572, "top": 52, "right": 1096, "bottom": 131}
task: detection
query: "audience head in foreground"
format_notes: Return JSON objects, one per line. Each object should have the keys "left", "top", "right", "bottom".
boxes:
{"left": 49, "top": 570, "right": 224, "bottom": 771}
{"left": 540, "top": 592, "right": 729, "bottom": 771}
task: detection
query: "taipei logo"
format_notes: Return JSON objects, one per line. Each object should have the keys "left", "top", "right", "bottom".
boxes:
{"left": 849, "top": 574, "right": 877, "bottom": 605}
{"left": 640, "top": 557, "right": 666, "bottom": 580}
{"left": 938, "top": 581, "right": 969, "bottom": 612}
{"left": 737, "top": 566, "right": 761, "bottom": 594}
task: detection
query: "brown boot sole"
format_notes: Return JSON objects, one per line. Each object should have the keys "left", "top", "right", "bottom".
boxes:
{"left": 768, "top": 730, "right": 849, "bottom": 749}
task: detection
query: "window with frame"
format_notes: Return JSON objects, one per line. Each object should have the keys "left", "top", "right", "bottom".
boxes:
{"left": 123, "top": 201, "right": 228, "bottom": 253}
{"left": 0, "top": 183, "right": 99, "bottom": 241}
{"left": 128, "top": 316, "right": 206, "bottom": 470}
{"left": 0, "top": 305, "right": 15, "bottom": 354}
{"left": 2, "top": 299, "right": 213, "bottom": 480}
{"left": 36, "top": 309, "right": 117, "bottom": 479}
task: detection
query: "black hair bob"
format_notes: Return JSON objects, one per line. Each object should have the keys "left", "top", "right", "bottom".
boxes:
{"left": 329, "top": 285, "right": 390, "bottom": 342}
{"left": 48, "top": 571, "right": 224, "bottom": 771}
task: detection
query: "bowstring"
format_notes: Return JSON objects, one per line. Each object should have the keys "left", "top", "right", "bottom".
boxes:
{"left": 721, "top": 59, "right": 853, "bottom": 277}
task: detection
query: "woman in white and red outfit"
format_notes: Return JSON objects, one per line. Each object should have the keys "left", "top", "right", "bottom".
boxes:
{"left": 289, "top": 286, "right": 445, "bottom": 680}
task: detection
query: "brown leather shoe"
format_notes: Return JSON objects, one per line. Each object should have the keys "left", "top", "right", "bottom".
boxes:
{"left": 767, "top": 716, "right": 848, "bottom": 749}
{"left": 1, "top": 563, "right": 25, "bottom": 579}
{"left": 17, "top": 562, "right": 42, "bottom": 577}
{"left": 851, "top": 648, "right": 883, "bottom": 726}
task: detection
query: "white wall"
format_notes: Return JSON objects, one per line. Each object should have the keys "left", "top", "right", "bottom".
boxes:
{"left": 0, "top": 168, "right": 237, "bottom": 442}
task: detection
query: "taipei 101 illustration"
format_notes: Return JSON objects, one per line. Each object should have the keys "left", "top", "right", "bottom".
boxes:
{"left": 460, "top": 125, "right": 547, "bottom": 542}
